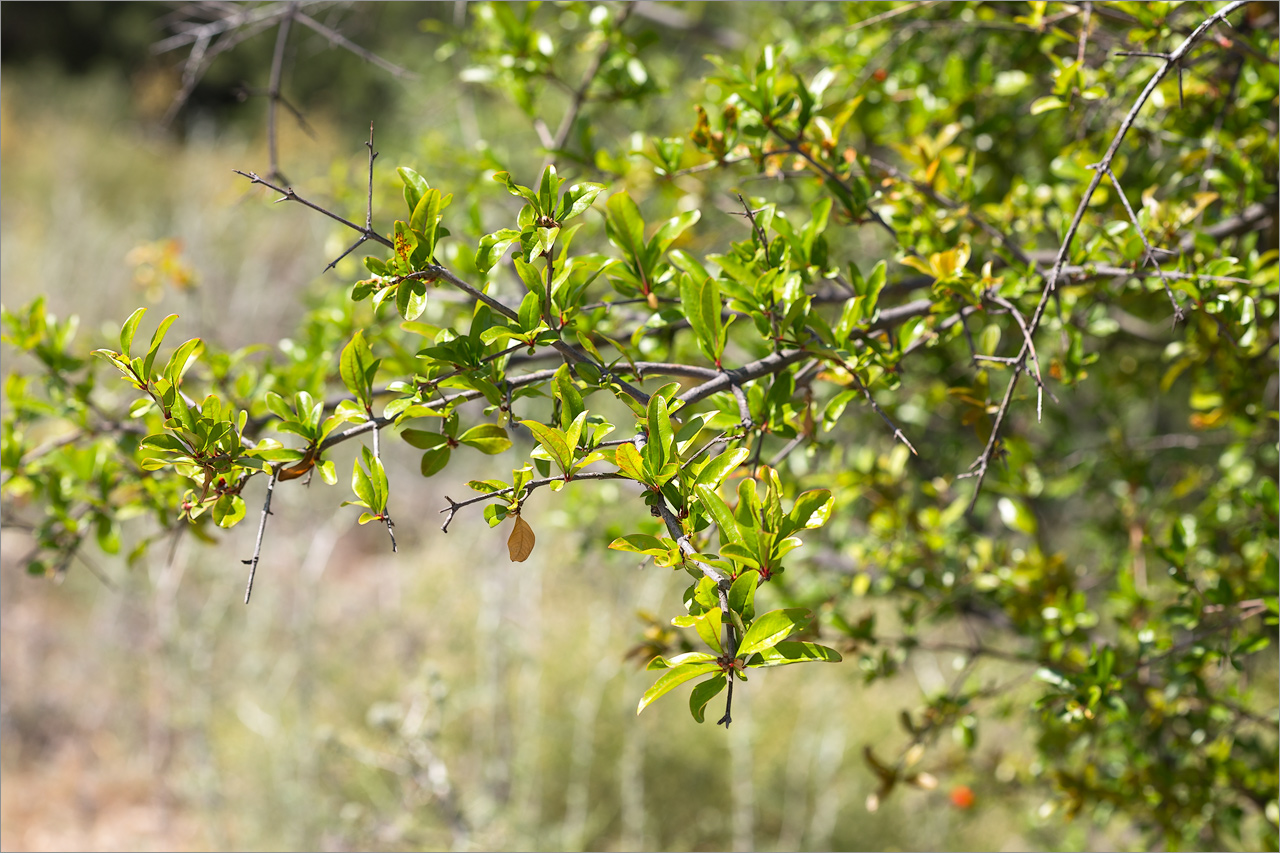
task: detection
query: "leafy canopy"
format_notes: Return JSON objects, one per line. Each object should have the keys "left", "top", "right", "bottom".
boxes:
{"left": 2, "top": 2, "right": 1276, "bottom": 848}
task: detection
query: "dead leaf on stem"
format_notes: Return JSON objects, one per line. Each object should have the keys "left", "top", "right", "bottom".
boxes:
{"left": 507, "top": 514, "right": 536, "bottom": 562}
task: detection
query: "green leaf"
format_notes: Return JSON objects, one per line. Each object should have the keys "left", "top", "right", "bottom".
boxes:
{"left": 524, "top": 293, "right": 552, "bottom": 338}
{"left": 143, "top": 314, "right": 180, "bottom": 380}
{"left": 213, "top": 494, "right": 246, "bottom": 528}
{"left": 615, "top": 441, "right": 648, "bottom": 483}
{"left": 738, "top": 608, "right": 812, "bottom": 658}
{"left": 719, "top": 542, "right": 760, "bottom": 568}
{"left": 790, "top": 489, "right": 834, "bottom": 531}
{"left": 352, "top": 457, "right": 375, "bottom": 507}
{"left": 396, "top": 279, "right": 429, "bottom": 322}
{"left": 563, "top": 410, "right": 587, "bottom": 458}
{"left": 558, "top": 182, "right": 605, "bottom": 222}
{"left": 537, "top": 165, "right": 561, "bottom": 218}
{"left": 140, "top": 433, "right": 190, "bottom": 454}
{"left": 420, "top": 446, "right": 451, "bottom": 477}
{"left": 651, "top": 209, "right": 701, "bottom": 256}
{"left": 119, "top": 307, "right": 146, "bottom": 357}
{"left": 493, "top": 171, "right": 539, "bottom": 209}
{"left": 696, "top": 447, "right": 750, "bottom": 489}
{"left": 688, "top": 674, "right": 726, "bottom": 723}
{"left": 729, "top": 570, "right": 760, "bottom": 623}
{"left": 476, "top": 228, "right": 521, "bottom": 274}
{"left": 410, "top": 188, "right": 441, "bottom": 249}
{"left": 735, "top": 476, "right": 761, "bottom": 528}
{"left": 637, "top": 661, "right": 722, "bottom": 714}
{"left": 398, "top": 166, "right": 429, "bottom": 213}
{"left": 692, "top": 607, "right": 723, "bottom": 653}
{"left": 339, "top": 331, "right": 377, "bottom": 410}
{"left": 646, "top": 392, "right": 675, "bottom": 473}
{"left": 746, "top": 641, "right": 842, "bottom": 667}
{"left": 1030, "top": 95, "right": 1067, "bottom": 115}
{"left": 520, "top": 419, "right": 571, "bottom": 472}
{"left": 554, "top": 365, "right": 585, "bottom": 427}
{"left": 609, "top": 534, "right": 671, "bottom": 556}
{"left": 163, "top": 337, "right": 204, "bottom": 387}
{"left": 679, "top": 272, "right": 713, "bottom": 356}
{"left": 364, "top": 447, "right": 387, "bottom": 511}
{"left": 695, "top": 484, "right": 740, "bottom": 546}
{"left": 647, "top": 651, "right": 716, "bottom": 671}
{"left": 606, "top": 192, "right": 647, "bottom": 276}
{"left": 458, "top": 424, "right": 512, "bottom": 455}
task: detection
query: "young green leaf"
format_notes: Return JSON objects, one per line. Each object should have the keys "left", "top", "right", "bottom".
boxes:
{"left": 339, "top": 331, "right": 378, "bottom": 410}
{"left": 737, "top": 608, "right": 813, "bottom": 658}
{"left": 695, "top": 484, "right": 740, "bottom": 547}
{"left": 692, "top": 608, "right": 723, "bottom": 653}
{"left": 420, "top": 446, "right": 451, "bottom": 477}
{"left": 398, "top": 166, "right": 429, "bottom": 213}
{"left": 637, "top": 661, "right": 722, "bottom": 714}
{"left": 609, "top": 534, "right": 672, "bottom": 557}
{"left": 688, "top": 674, "right": 727, "bottom": 723}
{"left": 615, "top": 441, "right": 648, "bottom": 483}
{"left": 646, "top": 392, "right": 675, "bottom": 473}
{"left": 789, "top": 489, "right": 834, "bottom": 531}
{"left": 729, "top": 569, "right": 760, "bottom": 623}
{"left": 458, "top": 424, "right": 512, "bottom": 455}
{"left": 476, "top": 228, "right": 520, "bottom": 274}
{"left": 143, "top": 314, "right": 180, "bottom": 380}
{"left": 696, "top": 447, "right": 750, "bottom": 490}
{"left": 119, "top": 307, "right": 146, "bottom": 357}
{"left": 520, "top": 420, "right": 571, "bottom": 472}
{"left": 745, "top": 641, "right": 842, "bottom": 667}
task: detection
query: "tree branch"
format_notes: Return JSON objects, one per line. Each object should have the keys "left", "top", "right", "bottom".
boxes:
{"left": 963, "top": 0, "right": 1251, "bottom": 514}
{"left": 241, "top": 471, "right": 277, "bottom": 603}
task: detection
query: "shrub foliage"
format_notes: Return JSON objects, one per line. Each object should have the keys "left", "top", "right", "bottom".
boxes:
{"left": 3, "top": 2, "right": 1277, "bottom": 847}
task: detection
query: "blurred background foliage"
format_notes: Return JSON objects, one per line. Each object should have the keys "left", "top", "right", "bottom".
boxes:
{"left": 1, "top": 2, "right": 1277, "bottom": 851}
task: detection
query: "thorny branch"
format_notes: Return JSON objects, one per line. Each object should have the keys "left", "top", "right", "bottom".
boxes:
{"left": 265, "top": 3, "right": 299, "bottom": 183}
{"left": 1102, "top": 165, "right": 1185, "bottom": 324}
{"left": 542, "top": 1, "right": 635, "bottom": 171}
{"left": 241, "top": 471, "right": 277, "bottom": 603}
{"left": 961, "top": 0, "right": 1251, "bottom": 515}
{"left": 369, "top": 407, "right": 397, "bottom": 553}
{"left": 651, "top": 500, "right": 737, "bottom": 727}
{"left": 439, "top": 471, "right": 626, "bottom": 532}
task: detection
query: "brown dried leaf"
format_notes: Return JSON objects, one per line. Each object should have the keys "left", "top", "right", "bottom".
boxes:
{"left": 507, "top": 514, "right": 536, "bottom": 562}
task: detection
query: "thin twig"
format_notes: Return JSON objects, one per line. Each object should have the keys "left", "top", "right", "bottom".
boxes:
{"left": 868, "top": 157, "right": 1033, "bottom": 267}
{"left": 242, "top": 471, "right": 277, "bottom": 603}
{"left": 984, "top": 291, "right": 1056, "bottom": 420}
{"left": 728, "top": 380, "right": 753, "bottom": 428}
{"left": 266, "top": 3, "right": 298, "bottom": 183}
{"left": 964, "top": 0, "right": 1249, "bottom": 513}
{"left": 236, "top": 169, "right": 393, "bottom": 248}
{"left": 1102, "top": 165, "right": 1185, "bottom": 324}
{"left": 440, "top": 471, "right": 625, "bottom": 531}
{"left": 543, "top": 1, "right": 634, "bottom": 170}
{"left": 1076, "top": 1, "right": 1093, "bottom": 65}
{"left": 735, "top": 192, "right": 770, "bottom": 249}
{"left": 848, "top": 371, "right": 918, "bottom": 456}
{"left": 293, "top": 10, "right": 418, "bottom": 79}
{"left": 769, "top": 128, "right": 900, "bottom": 243}
{"left": 848, "top": 1, "right": 924, "bottom": 31}
{"left": 768, "top": 434, "right": 807, "bottom": 469}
